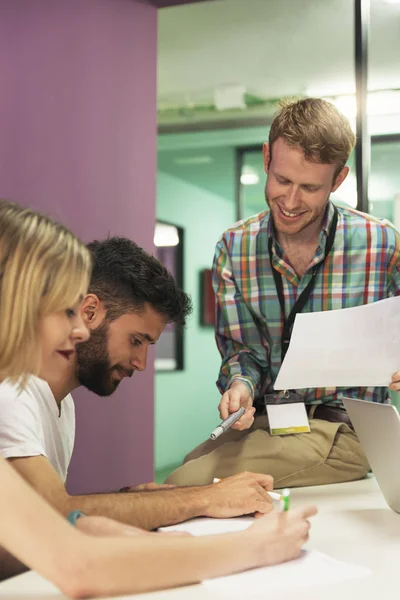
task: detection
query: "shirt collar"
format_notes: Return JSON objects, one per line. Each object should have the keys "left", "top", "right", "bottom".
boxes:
{"left": 321, "top": 200, "right": 336, "bottom": 238}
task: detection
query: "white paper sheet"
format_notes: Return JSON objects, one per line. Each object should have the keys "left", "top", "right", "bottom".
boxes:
{"left": 274, "top": 295, "right": 400, "bottom": 390}
{"left": 204, "top": 550, "right": 370, "bottom": 596}
{"left": 162, "top": 519, "right": 370, "bottom": 596}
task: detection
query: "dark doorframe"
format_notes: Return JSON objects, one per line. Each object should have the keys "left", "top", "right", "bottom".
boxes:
{"left": 354, "top": 0, "right": 370, "bottom": 213}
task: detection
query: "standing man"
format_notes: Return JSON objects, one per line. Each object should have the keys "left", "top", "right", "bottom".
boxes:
{"left": 167, "top": 98, "right": 400, "bottom": 488}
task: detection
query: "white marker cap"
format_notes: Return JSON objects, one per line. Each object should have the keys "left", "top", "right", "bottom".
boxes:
{"left": 210, "top": 426, "right": 224, "bottom": 440}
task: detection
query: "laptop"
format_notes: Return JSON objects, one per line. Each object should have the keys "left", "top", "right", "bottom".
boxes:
{"left": 342, "top": 397, "right": 400, "bottom": 513}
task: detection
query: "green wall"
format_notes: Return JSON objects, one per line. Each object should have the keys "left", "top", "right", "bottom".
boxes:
{"left": 155, "top": 169, "right": 236, "bottom": 478}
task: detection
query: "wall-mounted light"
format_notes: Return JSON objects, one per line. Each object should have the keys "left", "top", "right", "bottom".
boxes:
{"left": 154, "top": 223, "right": 179, "bottom": 247}
{"left": 240, "top": 167, "right": 259, "bottom": 186}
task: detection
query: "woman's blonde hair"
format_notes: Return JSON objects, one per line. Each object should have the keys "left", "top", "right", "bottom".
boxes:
{"left": 0, "top": 200, "right": 92, "bottom": 383}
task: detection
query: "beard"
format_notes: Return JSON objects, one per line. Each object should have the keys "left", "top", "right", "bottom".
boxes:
{"left": 75, "top": 321, "right": 132, "bottom": 397}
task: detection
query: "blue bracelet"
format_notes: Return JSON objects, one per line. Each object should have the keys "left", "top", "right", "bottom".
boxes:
{"left": 67, "top": 510, "right": 86, "bottom": 526}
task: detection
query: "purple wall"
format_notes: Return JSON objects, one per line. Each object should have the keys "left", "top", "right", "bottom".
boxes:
{"left": 0, "top": 0, "right": 157, "bottom": 492}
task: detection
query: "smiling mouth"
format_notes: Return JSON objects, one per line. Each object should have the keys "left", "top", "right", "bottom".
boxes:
{"left": 57, "top": 350, "right": 74, "bottom": 360}
{"left": 114, "top": 368, "right": 134, "bottom": 381}
{"left": 278, "top": 205, "right": 305, "bottom": 219}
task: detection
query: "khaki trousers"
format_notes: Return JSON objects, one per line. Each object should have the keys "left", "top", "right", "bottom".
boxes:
{"left": 165, "top": 416, "right": 370, "bottom": 488}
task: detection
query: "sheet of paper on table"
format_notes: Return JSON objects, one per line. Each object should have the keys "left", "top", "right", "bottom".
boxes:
{"left": 274, "top": 295, "right": 400, "bottom": 390}
{"left": 162, "top": 519, "right": 370, "bottom": 595}
{"left": 203, "top": 550, "right": 370, "bottom": 596}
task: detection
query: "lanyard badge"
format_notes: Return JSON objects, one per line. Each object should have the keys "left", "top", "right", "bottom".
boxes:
{"left": 265, "top": 206, "right": 338, "bottom": 435}
{"left": 264, "top": 390, "right": 310, "bottom": 435}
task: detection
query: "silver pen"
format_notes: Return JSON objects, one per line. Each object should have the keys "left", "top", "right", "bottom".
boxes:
{"left": 209, "top": 407, "right": 246, "bottom": 440}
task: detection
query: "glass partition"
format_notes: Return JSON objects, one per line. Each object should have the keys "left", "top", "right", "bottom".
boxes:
{"left": 370, "top": 139, "right": 400, "bottom": 223}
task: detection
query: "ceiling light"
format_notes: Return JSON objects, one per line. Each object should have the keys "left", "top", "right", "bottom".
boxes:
{"left": 326, "top": 95, "right": 356, "bottom": 120}
{"left": 154, "top": 223, "right": 179, "bottom": 247}
{"left": 215, "top": 84, "right": 246, "bottom": 111}
{"left": 326, "top": 90, "right": 400, "bottom": 122}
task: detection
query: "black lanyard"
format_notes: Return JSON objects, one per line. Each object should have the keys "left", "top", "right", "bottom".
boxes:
{"left": 268, "top": 206, "right": 338, "bottom": 361}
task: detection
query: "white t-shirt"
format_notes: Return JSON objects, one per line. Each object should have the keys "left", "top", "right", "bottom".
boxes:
{"left": 0, "top": 376, "right": 75, "bottom": 483}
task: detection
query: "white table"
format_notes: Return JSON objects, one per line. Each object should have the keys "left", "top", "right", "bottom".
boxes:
{"left": 1, "top": 476, "right": 399, "bottom": 599}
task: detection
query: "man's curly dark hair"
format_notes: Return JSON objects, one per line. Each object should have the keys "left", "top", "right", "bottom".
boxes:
{"left": 87, "top": 237, "right": 192, "bottom": 325}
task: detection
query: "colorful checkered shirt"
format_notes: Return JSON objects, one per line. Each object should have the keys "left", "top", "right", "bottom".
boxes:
{"left": 213, "top": 201, "right": 400, "bottom": 407}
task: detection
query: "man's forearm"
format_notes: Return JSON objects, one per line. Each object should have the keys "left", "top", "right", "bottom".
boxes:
{"left": 7, "top": 456, "right": 211, "bottom": 531}
{"left": 67, "top": 486, "right": 210, "bottom": 530}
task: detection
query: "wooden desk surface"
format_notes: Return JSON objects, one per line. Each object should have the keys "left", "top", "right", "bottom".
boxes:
{"left": 1, "top": 477, "right": 399, "bottom": 599}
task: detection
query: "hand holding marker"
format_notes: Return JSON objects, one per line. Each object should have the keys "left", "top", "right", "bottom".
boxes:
{"left": 210, "top": 407, "right": 291, "bottom": 509}
{"left": 280, "top": 488, "right": 291, "bottom": 512}
{"left": 210, "top": 407, "right": 246, "bottom": 440}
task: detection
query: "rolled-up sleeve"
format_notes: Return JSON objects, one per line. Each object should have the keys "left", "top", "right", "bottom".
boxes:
{"left": 213, "top": 237, "right": 270, "bottom": 398}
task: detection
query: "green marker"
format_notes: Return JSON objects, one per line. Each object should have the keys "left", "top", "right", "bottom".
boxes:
{"left": 280, "top": 488, "right": 291, "bottom": 512}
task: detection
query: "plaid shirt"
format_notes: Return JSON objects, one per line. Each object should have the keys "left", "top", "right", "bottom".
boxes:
{"left": 213, "top": 201, "right": 400, "bottom": 407}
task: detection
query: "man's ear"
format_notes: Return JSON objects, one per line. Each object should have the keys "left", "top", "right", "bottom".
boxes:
{"left": 262, "top": 142, "right": 271, "bottom": 174}
{"left": 80, "top": 294, "right": 106, "bottom": 328}
{"left": 332, "top": 166, "right": 349, "bottom": 193}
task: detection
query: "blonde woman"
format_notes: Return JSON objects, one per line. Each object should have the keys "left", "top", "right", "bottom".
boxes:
{"left": 0, "top": 199, "right": 155, "bottom": 579}
{"left": 0, "top": 200, "right": 317, "bottom": 598}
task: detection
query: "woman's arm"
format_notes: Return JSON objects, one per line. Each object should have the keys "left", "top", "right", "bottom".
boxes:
{"left": 0, "top": 487, "right": 180, "bottom": 581}
{"left": 0, "top": 457, "right": 87, "bottom": 590}
{"left": 0, "top": 457, "right": 316, "bottom": 598}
